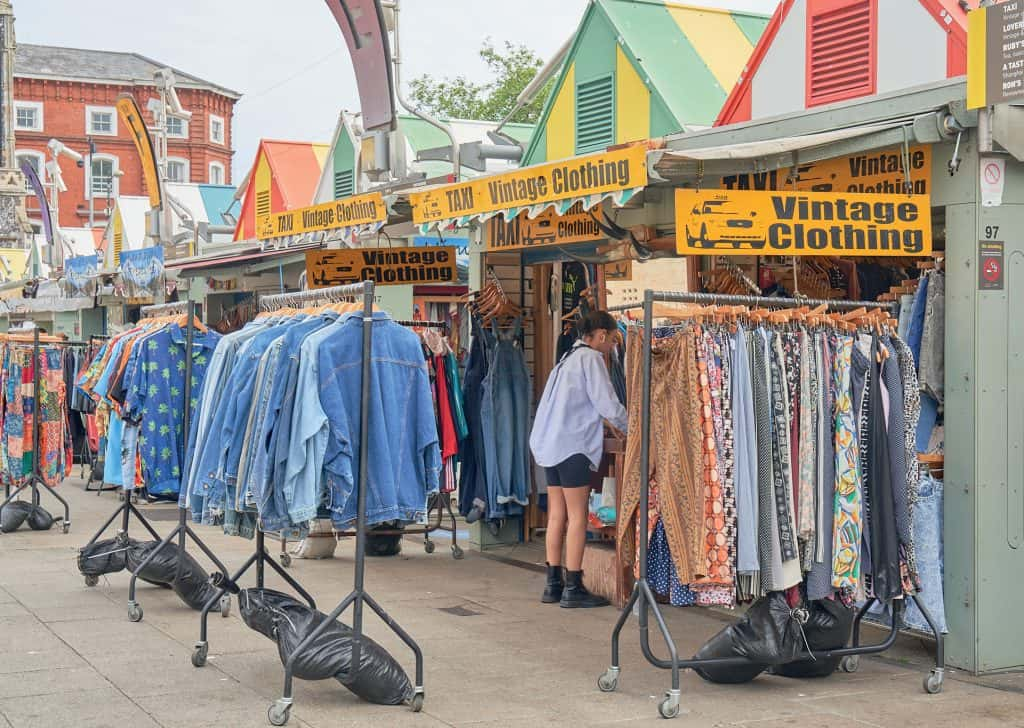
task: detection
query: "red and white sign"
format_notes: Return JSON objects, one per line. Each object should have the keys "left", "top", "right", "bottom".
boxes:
{"left": 980, "top": 157, "right": 1006, "bottom": 207}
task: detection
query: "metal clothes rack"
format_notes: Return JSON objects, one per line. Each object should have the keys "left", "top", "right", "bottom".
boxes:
{"left": 191, "top": 281, "right": 425, "bottom": 726}
{"left": 0, "top": 328, "right": 72, "bottom": 533}
{"left": 73, "top": 336, "right": 116, "bottom": 494}
{"left": 598, "top": 289, "right": 946, "bottom": 720}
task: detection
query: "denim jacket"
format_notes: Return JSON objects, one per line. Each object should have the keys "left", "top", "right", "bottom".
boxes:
{"left": 317, "top": 313, "right": 440, "bottom": 528}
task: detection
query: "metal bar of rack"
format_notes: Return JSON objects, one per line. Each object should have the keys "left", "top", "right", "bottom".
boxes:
{"left": 73, "top": 336, "right": 116, "bottom": 495}
{"left": 123, "top": 300, "right": 233, "bottom": 622}
{"left": 191, "top": 281, "right": 426, "bottom": 724}
{"left": 598, "top": 289, "right": 945, "bottom": 720}
{"left": 0, "top": 328, "right": 72, "bottom": 532}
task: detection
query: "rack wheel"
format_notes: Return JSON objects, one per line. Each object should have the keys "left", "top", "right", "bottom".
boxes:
{"left": 127, "top": 602, "right": 143, "bottom": 623}
{"left": 409, "top": 692, "right": 424, "bottom": 712}
{"left": 62, "top": 522, "right": 71, "bottom": 534}
{"left": 280, "top": 552, "right": 292, "bottom": 568}
{"left": 840, "top": 656, "right": 860, "bottom": 673}
{"left": 923, "top": 669, "right": 944, "bottom": 694}
{"left": 219, "top": 594, "right": 231, "bottom": 618}
{"left": 84, "top": 574, "right": 99, "bottom": 588}
{"left": 451, "top": 544, "right": 464, "bottom": 560}
{"left": 658, "top": 692, "right": 681, "bottom": 719}
{"left": 191, "top": 642, "right": 208, "bottom": 668}
{"left": 424, "top": 540, "right": 436, "bottom": 554}
{"left": 597, "top": 668, "right": 619, "bottom": 692}
{"left": 267, "top": 701, "right": 291, "bottom": 726}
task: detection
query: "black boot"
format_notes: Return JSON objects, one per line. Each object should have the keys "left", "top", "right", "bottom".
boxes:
{"left": 541, "top": 563, "right": 564, "bottom": 604}
{"left": 560, "top": 570, "right": 610, "bottom": 608}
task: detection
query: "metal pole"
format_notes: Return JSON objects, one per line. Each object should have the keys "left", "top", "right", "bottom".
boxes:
{"left": 175, "top": 299, "right": 195, "bottom": 582}
{"left": 87, "top": 138, "right": 94, "bottom": 228}
{"left": 31, "top": 327, "right": 40, "bottom": 506}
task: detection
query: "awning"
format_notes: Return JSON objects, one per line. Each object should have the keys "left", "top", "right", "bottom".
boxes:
{"left": 167, "top": 243, "right": 321, "bottom": 277}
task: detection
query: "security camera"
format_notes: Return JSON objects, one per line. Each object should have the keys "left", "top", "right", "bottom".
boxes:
{"left": 47, "top": 139, "right": 83, "bottom": 163}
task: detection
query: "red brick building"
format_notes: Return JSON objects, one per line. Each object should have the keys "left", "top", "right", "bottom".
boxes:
{"left": 12, "top": 44, "right": 240, "bottom": 230}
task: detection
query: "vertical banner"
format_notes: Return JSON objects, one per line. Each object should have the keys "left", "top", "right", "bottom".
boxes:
{"left": 116, "top": 94, "right": 163, "bottom": 209}
{"left": 19, "top": 160, "right": 53, "bottom": 248}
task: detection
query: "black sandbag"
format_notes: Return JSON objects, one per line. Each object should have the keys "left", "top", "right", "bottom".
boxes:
{"left": 125, "top": 541, "right": 222, "bottom": 611}
{"left": 239, "top": 588, "right": 306, "bottom": 640}
{"left": 366, "top": 523, "right": 402, "bottom": 557}
{"left": 692, "top": 592, "right": 806, "bottom": 684}
{"left": 0, "top": 501, "right": 34, "bottom": 532}
{"left": 77, "top": 537, "right": 129, "bottom": 576}
{"left": 774, "top": 598, "right": 855, "bottom": 679}
{"left": 26, "top": 505, "right": 54, "bottom": 531}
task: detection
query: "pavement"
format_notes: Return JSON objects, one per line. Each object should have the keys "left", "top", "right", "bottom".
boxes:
{"left": 0, "top": 478, "right": 1023, "bottom": 728}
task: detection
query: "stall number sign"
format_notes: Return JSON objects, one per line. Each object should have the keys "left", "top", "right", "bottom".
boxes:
{"left": 305, "top": 247, "right": 457, "bottom": 288}
{"left": 410, "top": 144, "right": 647, "bottom": 225}
{"left": 485, "top": 203, "right": 604, "bottom": 252}
{"left": 258, "top": 192, "right": 386, "bottom": 240}
{"left": 676, "top": 189, "right": 932, "bottom": 257}
{"left": 720, "top": 146, "right": 931, "bottom": 196}
{"left": 968, "top": 1, "right": 1024, "bottom": 108}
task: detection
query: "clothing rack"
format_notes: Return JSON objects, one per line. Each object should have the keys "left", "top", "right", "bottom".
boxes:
{"left": 193, "top": 281, "right": 426, "bottom": 725}
{"left": 598, "top": 289, "right": 945, "bottom": 720}
{"left": 0, "top": 328, "right": 72, "bottom": 533}
{"left": 74, "top": 336, "right": 115, "bottom": 494}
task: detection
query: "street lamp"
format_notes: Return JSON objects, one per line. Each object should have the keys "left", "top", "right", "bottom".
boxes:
{"left": 105, "top": 169, "right": 124, "bottom": 220}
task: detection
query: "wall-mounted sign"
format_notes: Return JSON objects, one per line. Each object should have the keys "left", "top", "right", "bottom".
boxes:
{"left": 720, "top": 146, "right": 931, "bottom": 196}
{"left": 675, "top": 189, "right": 932, "bottom": 257}
{"left": 604, "top": 259, "right": 633, "bottom": 281}
{"left": 410, "top": 145, "right": 647, "bottom": 225}
{"left": 968, "top": 1, "right": 1024, "bottom": 109}
{"left": 258, "top": 192, "right": 386, "bottom": 240}
{"left": 485, "top": 203, "right": 604, "bottom": 252}
{"left": 979, "top": 240, "right": 1004, "bottom": 291}
{"left": 306, "top": 246, "right": 458, "bottom": 288}
{"left": 116, "top": 95, "right": 162, "bottom": 210}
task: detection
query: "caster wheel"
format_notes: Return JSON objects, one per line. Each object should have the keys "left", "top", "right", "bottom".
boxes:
{"left": 127, "top": 603, "right": 143, "bottom": 623}
{"left": 658, "top": 694, "right": 680, "bottom": 719}
{"left": 191, "top": 643, "right": 208, "bottom": 668}
{"left": 280, "top": 553, "right": 292, "bottom": 568}
{"left": 219, "top": 594, "right": 231, "bottom": 618}
{"left": 409, "top": 693, "right": 424, "bottom": 712}
{"left": 597, "top": 669, "right": 619, "bottom": 693}
{"left": 84, "top": 574, "right": 99, "bottom": 588}
{"left": 840, "top": 656, "right": 860, "bottom": 673}
{"left": 451, "top": 545, "right": 464, "bottom": 560}
{"left": 424, "top": 540, "right": 436, "bottom": 554}
{"left": 923, "top": 670, "right": 944, "bottom": 694}
{"left": 267, "top": 702, "right": 291, "bottom": 726}
{"left": 62, "top": 522, "right": 70, "bottom": 534}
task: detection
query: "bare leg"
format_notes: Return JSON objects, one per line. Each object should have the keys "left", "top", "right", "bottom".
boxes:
{"left": 545, "top": 486, "right": 567, "bottom": 566}
{"left": 563, "top": 486, "right": 591, "bottom": 571}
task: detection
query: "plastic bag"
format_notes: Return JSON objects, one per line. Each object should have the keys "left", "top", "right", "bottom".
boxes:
{"left": 124, "top": 541, "right": 222, "bottom": 611}
{"left": 1, "top": 501, "right": 35, "bottom": 532}
{"left": 692, "top": 592, "right": 806, "bottom": 684}
{"left": 238, "top": 588, "right": 414, "bottom": 705}
{"left": 774, "top": 598, "right": 854, "bottom": 679}
{"left": 77, "top": 537, "right": 129, "bottom": 576}
{"left": 26, "top": 506, "right": 54, "bottom": 531}
{"left": 366, "top": 523, "right": 402, "bottom": 557}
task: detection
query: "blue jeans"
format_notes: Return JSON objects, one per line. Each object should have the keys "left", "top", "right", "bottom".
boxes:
{"left": 459, "top": 320, "right": 491, "bottom": 517}
{"left": 482, "top": 320, "right": 530, "bottom": 518}
{"left": 905, "top": 474, "right": 947, "bottom": 633}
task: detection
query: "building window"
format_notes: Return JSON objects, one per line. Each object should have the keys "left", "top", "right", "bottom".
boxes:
{"left": 15, "top": 151, "right": 45, "bottom": 182}
{"left": 88, "top": 155, "right": 119, "bottom": 199}
{"left": 14, "top": 101, "right": 43, "bottom": 132}
{"left": 166, "top": 158, "right": 189, "bottom": 183}
{"left": 574, "top": 75, "right": 615, "bottom": 154}
{"left": 86, "top": 106, "right": 118, "bottom": 136}
{"left": 209, "top": 114, "right": 225, "bottom": 145}
{"left": 806, "top": 0, "right": 877, "bottom": 107}
{"left": 166, "top": 116, "right": 188, "bottom": 138}
{"left": 208, "top": 162, "right": 225, "bottom": 185}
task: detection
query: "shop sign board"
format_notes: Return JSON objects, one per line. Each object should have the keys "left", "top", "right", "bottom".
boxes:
{"left": 968, "top": 1, "right": 1024, "bottom": 109}
{"left": 484, "top": 203, "right": 604, "bottom": 252}
{"left": 258, "top": 192, "right": 387, "bottom": 240}
{"left": 410, "top": 145, "right": 647, "bottom": 225}
{"left": 720, "top": 146, "right": 931, "bottom": 196}
{"left": 675, "top": 189, "right": 932, "bottom": 257}
{"left": 305, "top": 246, "right": 458, "bottom": 288}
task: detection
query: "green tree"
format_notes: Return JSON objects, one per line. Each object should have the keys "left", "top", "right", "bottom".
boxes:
{"left": 408, "top": 40, "right": 552, "bottom": 124}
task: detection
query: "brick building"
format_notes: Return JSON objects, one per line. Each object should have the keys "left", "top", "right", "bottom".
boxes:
{"left": 12, "top": 44, "right": 240, "bottom": 230}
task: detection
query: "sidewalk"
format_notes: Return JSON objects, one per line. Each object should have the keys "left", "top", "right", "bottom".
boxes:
{"left": 0, "top": 479, "right": 1021, "bottom": 728}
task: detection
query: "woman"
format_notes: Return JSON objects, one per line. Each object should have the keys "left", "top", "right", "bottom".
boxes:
{"left": 530, "top": 311, "right": 628, "bottom": 608}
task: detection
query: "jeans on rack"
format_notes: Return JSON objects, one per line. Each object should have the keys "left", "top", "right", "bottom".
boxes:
{"left": 459, "top": 319, "right": 492, "bottom": 518}
{"left": 904, "top": 473, "right": 947, "bottom": 633}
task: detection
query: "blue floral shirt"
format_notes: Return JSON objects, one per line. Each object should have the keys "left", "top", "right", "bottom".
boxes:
{"left": 123, "top": 325, "right": 221, "bottom": 496}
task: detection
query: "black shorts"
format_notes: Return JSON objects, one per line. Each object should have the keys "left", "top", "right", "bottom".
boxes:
{"left": 544, "top": 454, "right": 594, "bottom": 488}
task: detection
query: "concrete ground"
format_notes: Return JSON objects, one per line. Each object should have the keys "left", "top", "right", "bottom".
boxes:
{"left": 0, "top": 479, "right": 1022, "bottom": 728}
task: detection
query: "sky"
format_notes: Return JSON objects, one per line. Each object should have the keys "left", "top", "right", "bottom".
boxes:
{"left": 13, "top": 0, "right": 781, "bottom": 181}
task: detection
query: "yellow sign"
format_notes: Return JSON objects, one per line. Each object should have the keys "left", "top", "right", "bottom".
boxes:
{"left": 604, "top": 259, "right": 633, "bottom": 281}
{"left": 485, "top": 203, "right": 604, "bottom": 252}
{"left": 306, "top": 246, "right": 458, "bottom": 288}
{"left": 968, "top": 2, "right": 1024, "bottom": 109}
{"left": 676, "top": 189, "right": 932, "bottom": 257}
{"left": 410, "top": 145, "right": 647, "bottom": 225}
{"left": 257, "top": 192, "right": 387, "bottom": 240}
{"left": 116, "top": 95, "right": 162, "bottom": 210}
{"left": 720, "top": 146, "right": 931, "bottom": 196}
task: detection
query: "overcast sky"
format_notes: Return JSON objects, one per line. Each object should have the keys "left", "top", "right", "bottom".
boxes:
{"left": 14, "top": 0, "right": 780, "bottom": 180}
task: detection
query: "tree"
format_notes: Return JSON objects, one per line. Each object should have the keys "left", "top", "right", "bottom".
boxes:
{"left": 408, "top": 41, "right": 553, "bottom": 124}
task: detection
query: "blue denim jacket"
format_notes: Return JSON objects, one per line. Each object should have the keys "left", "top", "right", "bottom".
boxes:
{"left": 317, "top": 313, "right": 440, "bottom": 528}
